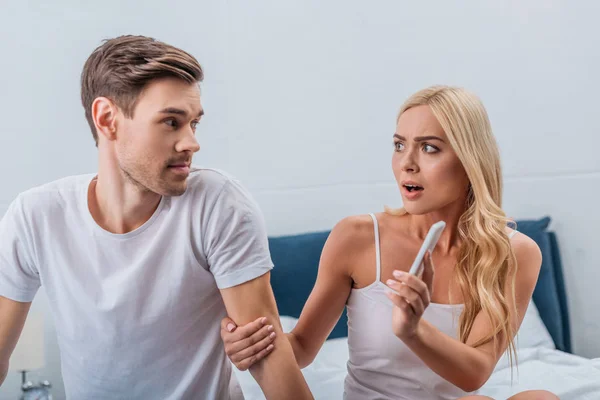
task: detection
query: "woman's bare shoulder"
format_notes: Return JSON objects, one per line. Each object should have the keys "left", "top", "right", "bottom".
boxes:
{"left": 507, "top": 228, "right": 543, "bottom": 290}
{"left": 327, "top": 214, "right": 377, "bottom": 250}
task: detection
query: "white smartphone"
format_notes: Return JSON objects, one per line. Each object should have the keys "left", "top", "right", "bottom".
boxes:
{"left": 407, "top": 221, "right": 446, "bottom": 276}
{"left": 386, "top": 221, "right": 446, "bottom": 296}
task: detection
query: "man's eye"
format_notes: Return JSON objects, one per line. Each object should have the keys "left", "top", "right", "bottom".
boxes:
{"left": 165, "top": 119, "right": 178, "bottom": 129}
{"left": 191, "top": 120, "right": 199, "bottom": 131}
{"left": 394, "top": 142, "right": 404, "bottom": 152}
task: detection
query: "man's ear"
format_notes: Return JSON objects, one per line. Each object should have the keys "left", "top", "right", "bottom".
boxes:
{"left": 92, "top": 97, "right": 119, "bottom": 142}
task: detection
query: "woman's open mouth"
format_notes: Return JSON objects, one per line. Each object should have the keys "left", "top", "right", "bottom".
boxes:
{"left": 402, "top": 183, "right": 424, "bottom": 200}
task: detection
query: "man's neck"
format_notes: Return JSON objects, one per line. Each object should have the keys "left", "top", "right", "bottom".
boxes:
{"left": 89, "top": 160, "right": 162, "bottom": 235}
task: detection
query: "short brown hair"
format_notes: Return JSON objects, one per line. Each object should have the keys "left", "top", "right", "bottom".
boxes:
{"left": 81, "top": 35, "right": 204, "bottom": 145}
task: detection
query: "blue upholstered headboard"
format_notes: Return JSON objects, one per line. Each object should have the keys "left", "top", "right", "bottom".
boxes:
{"left": 268, "top": 216, "right": 572, "bottom": 353}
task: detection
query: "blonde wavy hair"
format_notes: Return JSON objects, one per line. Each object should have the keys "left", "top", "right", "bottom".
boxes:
{"left": 387, "top": 85, "right": 519, "bottom": 365}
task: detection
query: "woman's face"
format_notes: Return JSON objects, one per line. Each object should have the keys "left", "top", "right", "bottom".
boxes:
{"left": 392, "top": 105, "right": 470, "bottom": 215}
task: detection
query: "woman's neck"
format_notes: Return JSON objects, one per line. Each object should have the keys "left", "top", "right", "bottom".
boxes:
{"left": 405, "top": 200, "right": 467, "bottom": 255}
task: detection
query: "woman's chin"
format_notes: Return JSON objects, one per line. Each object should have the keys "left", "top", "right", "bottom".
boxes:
{"left": 402, "top": 203, "right": 432, "bottom": 216}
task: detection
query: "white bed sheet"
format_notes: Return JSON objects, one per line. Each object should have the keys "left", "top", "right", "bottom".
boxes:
{"left": 233, "top": 342, "right": 600, "bottom": 399}
{"left": 234, "top": 307, "right": 600, "bottom": 399}
{"left": 482, "top": 347, "right": 600, "bottom": 400}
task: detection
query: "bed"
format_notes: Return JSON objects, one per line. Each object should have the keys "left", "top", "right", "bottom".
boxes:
{"left": 232, "top": 217, "right": 600, "bottom": 399}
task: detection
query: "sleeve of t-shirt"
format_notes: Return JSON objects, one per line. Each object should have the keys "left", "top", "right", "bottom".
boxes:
{"left": 203, "top": 178, "right": 274, "bottom": 290}
{"left": 0, "top": 195, "right": 41, "bottom": 302}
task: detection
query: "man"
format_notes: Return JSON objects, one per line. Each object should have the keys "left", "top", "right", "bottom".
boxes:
{"left": 0, "top": 35, "right": 313, "bottom": 399}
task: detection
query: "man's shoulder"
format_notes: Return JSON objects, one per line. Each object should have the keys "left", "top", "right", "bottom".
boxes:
{"left": 183, "top": 166, "right": 262, "bottom": 218}
{"left": 16, "top": 174, "right": 93, "bottom": 213}
{"left": 187, "top": 166, "right": 237, "bottom": 190}
{"left": 185, "top": 166, "right": 253, "bottom": 202}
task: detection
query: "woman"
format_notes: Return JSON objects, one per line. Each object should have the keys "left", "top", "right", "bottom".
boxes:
{"left": 221, "top": 86, "right": 557, "bottom": 400}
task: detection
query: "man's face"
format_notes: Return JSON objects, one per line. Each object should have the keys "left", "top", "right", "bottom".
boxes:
{"left": 115, "top": 77, "right": 202, "bottom": 196}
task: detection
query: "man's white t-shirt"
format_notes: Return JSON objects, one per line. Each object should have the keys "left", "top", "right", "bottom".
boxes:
{"left": 0, "top": 167, "right": 274, "bottom": 399}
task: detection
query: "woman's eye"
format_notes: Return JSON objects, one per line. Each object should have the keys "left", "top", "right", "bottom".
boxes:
{"left": 394, "top": 142, "right": 404, "bottom": 152}
{"left": 423, "top": 143, "right": 439, "bottom": 153}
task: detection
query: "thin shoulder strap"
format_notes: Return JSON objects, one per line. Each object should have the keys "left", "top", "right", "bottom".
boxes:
{"left": 509, "top": 229, "right": 518, "bottom": 239}
{"left": 368, "top": 213, "right": 382, "bottom": 282}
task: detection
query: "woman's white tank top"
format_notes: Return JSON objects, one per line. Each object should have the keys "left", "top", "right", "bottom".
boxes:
{"left": 343, "top": 213, "right": 515, "bottom": 399}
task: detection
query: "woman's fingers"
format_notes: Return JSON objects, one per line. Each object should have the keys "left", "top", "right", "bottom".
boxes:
{"left": 385, "top": 280, "right": 425, "bottom": 316}
{"left": 225, "top": 323, "right": 276, "bottom": 355}
{"left": 229, "top": 328, "right": 277, "bottom": 365}
{"left": 388, "top": 272, "right": 430, "bottom": 308}
{"left": 236, "top": 343, "right": 276, "bottom": 371}
{"left": 221, "top": 316, "right": 268, "bottom": 344}
{"left": 385, "top": 290, "right": 413, "bottom": 314}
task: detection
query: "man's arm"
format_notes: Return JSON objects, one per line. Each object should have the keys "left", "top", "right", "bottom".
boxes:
{"left": 220, "top": 272, "right": 313, "bottom": 400}
{"left": 0, "top": 296, "right": 32, "bottom": 386}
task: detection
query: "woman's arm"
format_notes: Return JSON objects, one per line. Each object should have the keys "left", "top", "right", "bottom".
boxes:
{"left": 386, "top": 233, "right": 542, "bottom": 392}
{"left": 287, "top": 216, "right": 371, "bottom": 367}
{"left": 223, "top": 216, "right": 370, "bottom": 369}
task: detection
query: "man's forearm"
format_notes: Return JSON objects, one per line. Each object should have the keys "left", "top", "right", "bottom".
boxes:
{"left": 249, "top": 332, "right": 313, "bottom": 399}
{"left": 219, "top": 274, "right": 313, "bottom": 398}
